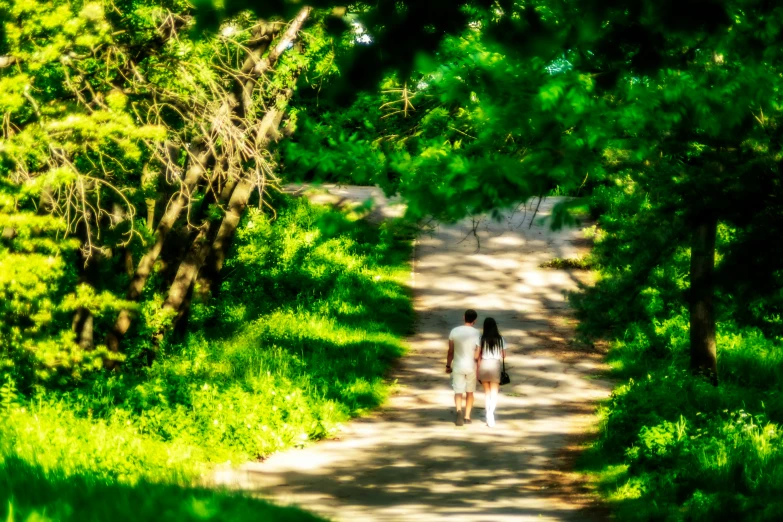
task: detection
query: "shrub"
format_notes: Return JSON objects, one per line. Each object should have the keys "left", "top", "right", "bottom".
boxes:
{"left": 576, "top": 181, "right": 783, "bottom": 521}
{"left": 1, "top": 195, "right": 412, "bottom": 519}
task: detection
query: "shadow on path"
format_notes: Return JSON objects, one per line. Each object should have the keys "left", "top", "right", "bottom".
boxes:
{"left": 215, "top": 189, "right": 611, "bottom": 522}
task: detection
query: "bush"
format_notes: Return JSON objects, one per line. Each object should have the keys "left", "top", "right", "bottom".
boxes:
{"left": 576, "top": 181, "right": 783, "bottom": 521}
{"left": 1, "top": 195, "right": 412, "bottom": 519}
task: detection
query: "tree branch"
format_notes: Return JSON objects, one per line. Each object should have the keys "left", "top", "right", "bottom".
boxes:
{"left": 0, "top": 56, "right": 18, "bottom": 68}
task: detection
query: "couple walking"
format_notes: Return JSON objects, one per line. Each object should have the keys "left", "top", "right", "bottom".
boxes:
{"left": 446, "top": 309, "right": 507, "bottom": 427}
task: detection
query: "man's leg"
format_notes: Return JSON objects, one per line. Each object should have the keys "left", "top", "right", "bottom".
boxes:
{"left": 465, "top": 392, "right": 474, "bottom": 420}
{"left": 452, "top": 373, "right": 467, "bottom": 425}
{"left": 463, "top": 372, "right": 476, "bottom": 421}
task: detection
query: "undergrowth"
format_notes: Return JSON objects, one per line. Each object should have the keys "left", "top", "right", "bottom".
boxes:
{"left": 540, "top": 255, "right": 594, "bottom": 270}
{"left": 573, "top": 184, "right": 783, "bottom": 521}
{"left": 0, "top": 194, "right": 412, "bottom": 520}
{"left": 1, "top": 457, "right": 324, "bottom": 522}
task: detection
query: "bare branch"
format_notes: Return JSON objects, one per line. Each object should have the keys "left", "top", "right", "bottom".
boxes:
{"left": 252, "top": 7, "right": 311, "bottom": 77}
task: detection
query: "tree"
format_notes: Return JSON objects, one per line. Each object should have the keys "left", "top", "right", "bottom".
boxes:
{"left": 282, "top": 0, "right": 783, "bottom": 383}
{"left": 0, "top": 0, "right": 337, "bottom": 377}
{"left": 570, "top": 0, "right": 783, "bottom": 382}
{"left": 1, "top": 0, "right": 167, "bottom": 380}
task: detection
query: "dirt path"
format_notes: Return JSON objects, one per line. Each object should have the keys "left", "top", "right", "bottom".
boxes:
{"left": 215, "top": 186, "right": 612, "bottom": 521}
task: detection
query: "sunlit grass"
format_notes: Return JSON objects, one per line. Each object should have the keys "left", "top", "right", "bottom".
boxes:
{"left": 1, "top": 457, "right": 326, "bottom": 522}
{"left": 577, "top": 321, "right": 783, "bottom": 521}
{"left": 1, "top": 194, "right": 412, "bottom": 521}
{"left": 539, "top": 255, "right": 594, "bottom": 270}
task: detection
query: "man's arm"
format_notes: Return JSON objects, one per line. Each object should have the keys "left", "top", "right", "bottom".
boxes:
{"left": 446, "top": 340, "right": 454, "bottom": 373}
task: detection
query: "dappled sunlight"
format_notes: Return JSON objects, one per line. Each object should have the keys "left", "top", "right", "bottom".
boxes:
{"left": 487, "top": 234, "right": 527, "bottom": 247}
{"left": 216, "top": 192, "right": 610, "bottom": 521}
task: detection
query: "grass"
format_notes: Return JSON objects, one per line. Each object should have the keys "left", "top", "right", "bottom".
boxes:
{"left": 568, "top": 184, "right": 783, "bottom": 521}
{"left": 574, "top": 301, "right": 783, "bottom": 521}
{"left": 1, "top": 457, "right": 325, "bottom": 522}
{"left": 0, "top": 194, "right": 413, "bottom": 521}
{"left": 539, "top": 255, "right": 594, "bottom": 270}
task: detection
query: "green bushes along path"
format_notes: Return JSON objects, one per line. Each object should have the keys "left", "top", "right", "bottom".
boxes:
{"left": 573, "top": 183, "right": 783, "bottom": 521}
{"left": 1, "top": 195, "right": 413, "bottom": 521}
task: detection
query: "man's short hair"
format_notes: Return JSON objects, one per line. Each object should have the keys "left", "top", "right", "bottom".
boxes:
{"left": 464, "top": 309, "right": 478, "bottom": 323}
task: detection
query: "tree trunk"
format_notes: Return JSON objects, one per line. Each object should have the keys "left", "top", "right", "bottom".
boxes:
{"left": 212, "top": 97, "right": 291, "bottom": 276}
{"left": 252, "top": 8, "right": 311, "bottom": 77}
{"left": 106, "top": 147, "right": 210, "bottom": 355}
{"left": 237, "top": 22, "right": 281, "bottom": 118}
{"left": 78, "top": 311, "right": 94, "bottom": 350}
{"left": 123, "top": 248, "right": 134, "bottom": 277}
{"left": 106, "top": 7, "right": 311, "bottom": 356}
{"left": 162, "top": 223, "right": 212, "bottom": 318}
{"left": 176, "top": 175, "right": 242, "bottom": 305}
{"left": 127, "top": 147, "right": 210, "bottom": 301}
{"left": 689, "top": 217, "right": 718, "bottom": 384}
{"left": 145, "top": 198, "right": 156, "bottom": 231}
{"left": 160, "top": 100, "right": 291, "bottom": 324}
{"left": 172, "top": 279, "right": 195, "bottom": 340}
{"left": 72, "top": 307, "right": 94, "bottom": 351}
{"left": 72, "top": 244, "right": 98, "bottom": 352}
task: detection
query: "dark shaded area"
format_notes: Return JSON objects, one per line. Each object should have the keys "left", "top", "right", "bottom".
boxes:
{"left": 0, "top": 457, "right": 325, "bottom": 522}
{"left": 196, "top": 0, "right": 740, "bottom": 101}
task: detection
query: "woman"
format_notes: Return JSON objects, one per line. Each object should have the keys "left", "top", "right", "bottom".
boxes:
{"left": 476, "top": 317, "right": 506, "bottom": 427}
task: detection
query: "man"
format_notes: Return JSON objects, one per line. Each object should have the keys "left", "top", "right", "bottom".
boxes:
{"left": 446, "top": 309, "right": 480, "bottom": 426}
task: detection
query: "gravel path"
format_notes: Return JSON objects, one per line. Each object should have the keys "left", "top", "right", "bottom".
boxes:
{"left": 215, "top": 185, "right": 611, "bottom": 522}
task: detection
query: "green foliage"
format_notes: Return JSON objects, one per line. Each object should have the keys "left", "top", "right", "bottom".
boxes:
{"left": 1, "top": 195, "right": 411, "bottom": 519}
{"left": 0, "top": 206, "right": 84, "bottom": 384}
{"left": 194, "top": 0, "right": 501, "bottom": 96}
{"left": 0, "top": 0, "right": 342, "bottom": 382}
{"left": 539, "top": 256, "right": 594, "bottom": 270}
{"left": 0, "top": 374, "right": 19, "bottom": 413}
{"left": 1, "top": 457, "right": 326, "bottom": 522}
{"left": 285, "top": 19, "right": 603, "bottom": 221}
{"left": 0, "top": 0, "right": 170, "bottom": 382}
{"left": 1, "top": 398, "right": 208, "bottom": 483}
{"left": 575, "top": 182, "right": 783, "bottom": 521}
{"left": 4, "top": 1, "right": 783, "bottom": 521}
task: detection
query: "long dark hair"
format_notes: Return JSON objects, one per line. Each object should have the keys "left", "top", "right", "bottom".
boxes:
{"left": 481, "top": 317, "right": 503, "bottom": 356}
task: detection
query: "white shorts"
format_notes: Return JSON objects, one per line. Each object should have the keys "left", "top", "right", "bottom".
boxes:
{"left": 451, "top": 372, "right": 477, "bottom": 393}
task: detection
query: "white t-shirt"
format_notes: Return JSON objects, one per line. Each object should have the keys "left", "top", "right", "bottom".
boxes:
{"left": 449, "top": 325, "right": 480, "bottom": 374}
{"left": 481, "top": 336, "right": 506, "bottom": 360}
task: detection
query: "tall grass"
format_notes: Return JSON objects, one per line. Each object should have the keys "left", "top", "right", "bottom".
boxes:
{"left": 1, "top": 195, "right": 413, "bottom": 521}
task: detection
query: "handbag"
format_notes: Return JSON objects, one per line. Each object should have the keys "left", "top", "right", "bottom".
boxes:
{"left": 500, "top": 353, "right": 510, "bottom": 386}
